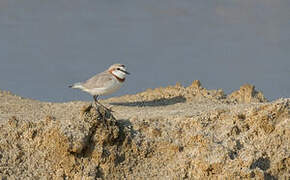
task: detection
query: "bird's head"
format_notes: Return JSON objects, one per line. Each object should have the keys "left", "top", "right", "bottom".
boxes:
{"left": 108, "top": 63, "right": 130, "bottom": 80}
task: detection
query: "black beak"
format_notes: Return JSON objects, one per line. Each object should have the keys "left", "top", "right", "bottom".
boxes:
{"left": 121, "top": 69, "right": 130, "bottom": 75}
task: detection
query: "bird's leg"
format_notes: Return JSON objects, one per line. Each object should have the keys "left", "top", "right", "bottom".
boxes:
{"left": 93, "top": 95, "right": 99, "bottom": 106}
{"left": 93, "top": 95, "right": 103, "bottom": 108}
{"left": 93, "top": 95, "right": 113, "bottom": 112}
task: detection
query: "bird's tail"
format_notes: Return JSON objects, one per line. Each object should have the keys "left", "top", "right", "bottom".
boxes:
{"left": 68, "top": 82, "right": 83, "bottom": 89}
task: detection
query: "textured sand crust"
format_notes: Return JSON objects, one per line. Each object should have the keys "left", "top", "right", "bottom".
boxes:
{"left": 0, "top": 81, "right": 289, "bottom": 179}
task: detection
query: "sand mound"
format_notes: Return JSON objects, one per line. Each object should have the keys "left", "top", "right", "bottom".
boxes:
{"left": 228, "top": 83, "right": 267, "bottom": 103}
{"left": 0, "top": 81, "right": 289, "bottom": 179}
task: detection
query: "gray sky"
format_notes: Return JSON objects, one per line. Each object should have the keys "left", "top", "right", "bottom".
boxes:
{"left": 0, "top": 0, "right": 289, "bottom": 102}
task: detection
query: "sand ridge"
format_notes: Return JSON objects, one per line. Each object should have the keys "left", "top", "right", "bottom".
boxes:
{"left": 0, "top": 81, "right": 289, "bottom": 179}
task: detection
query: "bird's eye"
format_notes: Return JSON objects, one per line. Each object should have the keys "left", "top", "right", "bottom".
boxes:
{"left": 117, "top": 68, "right": 120, "bottom": 70}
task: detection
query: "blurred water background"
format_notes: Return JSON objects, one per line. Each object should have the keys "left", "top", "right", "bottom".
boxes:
{"left": 0, "top": 0, "right": 289, "bottom": 102}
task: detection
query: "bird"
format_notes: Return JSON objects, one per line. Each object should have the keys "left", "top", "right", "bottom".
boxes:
{"left": 69, "top": 63, "right": 130, "bottom": 110}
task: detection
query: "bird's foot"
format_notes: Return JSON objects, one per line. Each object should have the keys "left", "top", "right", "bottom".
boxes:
{"left": 94, "top": 102, "right": 114, "bottom": 112}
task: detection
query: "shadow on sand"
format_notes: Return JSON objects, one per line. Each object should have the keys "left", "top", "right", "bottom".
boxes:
{"left": 110, "top": 96, "right": 186, "bottom": 107}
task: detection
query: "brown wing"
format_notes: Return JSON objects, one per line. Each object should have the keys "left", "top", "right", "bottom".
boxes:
{"left": 82, "top": 72, "right": 114, "bottom": 89}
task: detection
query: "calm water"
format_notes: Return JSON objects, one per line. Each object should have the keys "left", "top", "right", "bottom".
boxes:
{"left": 0, "top": 0, "right": 289, "bottom": 102}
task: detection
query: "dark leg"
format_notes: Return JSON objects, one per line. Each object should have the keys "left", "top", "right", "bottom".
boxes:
{"left": 93, "top": 95, "right": 99, "bottom": 105}
{"left": 92, "top": 95, "right": 113, "bottom": 112}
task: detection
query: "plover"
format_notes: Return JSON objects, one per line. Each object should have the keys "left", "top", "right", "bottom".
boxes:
{"left": 69, "top": 63, "right": 130, "bottom": 109}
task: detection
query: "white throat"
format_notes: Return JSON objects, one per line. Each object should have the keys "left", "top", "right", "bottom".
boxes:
{"left": 112, "top": 70, "right": 126, "bottom": 80}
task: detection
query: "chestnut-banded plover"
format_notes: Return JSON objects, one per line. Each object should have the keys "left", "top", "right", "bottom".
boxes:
{"left": 69, "top": 63, "right": 130, "bottom": 109}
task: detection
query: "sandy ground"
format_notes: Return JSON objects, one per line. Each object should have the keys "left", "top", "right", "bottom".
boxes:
{"left": 0, "top": 81, "right": 289, "bottom": 179}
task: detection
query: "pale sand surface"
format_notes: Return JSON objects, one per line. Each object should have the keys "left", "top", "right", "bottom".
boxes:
{"left": 0, "top": 81, "right": 289, "bottom": 179}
